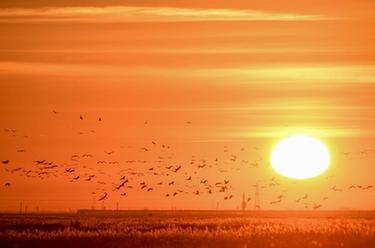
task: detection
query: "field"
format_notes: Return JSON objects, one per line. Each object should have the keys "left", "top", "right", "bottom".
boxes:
{"left": 0, "top": 210, "right": 374, "bottom": 248}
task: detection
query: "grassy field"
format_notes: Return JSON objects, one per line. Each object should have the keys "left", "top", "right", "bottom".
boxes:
{"left": 0, "top": 210, "right": 374, "bottom": 248}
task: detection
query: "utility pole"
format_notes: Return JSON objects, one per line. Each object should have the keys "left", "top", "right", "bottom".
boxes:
{"left": 241, "top": 192, "right": 247, "bottom": 211}
{"left": 254, "top": 184, "right": 261, "bottom": 210}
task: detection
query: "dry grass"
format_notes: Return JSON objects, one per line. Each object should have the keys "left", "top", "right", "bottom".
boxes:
{"left": 0, "top": 211, "right": 374, "bottom": 247}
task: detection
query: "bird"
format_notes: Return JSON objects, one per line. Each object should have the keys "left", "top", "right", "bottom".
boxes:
{"left": 358, "top": 185, "right": 374, "bottom": 190}
{"left": 4, "top": 182, "right": 11, "bottom": 186}
{"left": 98, "top": 117, "right": 102, "bottom": 122}
{"left": 34, "top": 160, "right": 45, "bottom": 164}
{"left": 348, "top": 185, "right": 357, "bottom": 189}
{"left": 1, "top": 160, "right": 9, "bottom": 164}
{"left": 270, "top": 199, "right": 282, "bottom": 205}
{"left": 276, "top": 194, "right": 284, "bottom": 200}
{"left": 80, "top": 115, "right": 84, "bottom": 120}
{"left": 173, "top": 166, "right": 182, "bottom": 173}
{"left": 313, "top": 204, "right": 322, "bottom": 210}
{"left": 98, "top": 192, "right": 108, "bottom": 201}
{"left": 114, "top": 181, "right": 127, "bottom": 190}
{"left": 331, "top": 186, "right": 344, "bottom": 192}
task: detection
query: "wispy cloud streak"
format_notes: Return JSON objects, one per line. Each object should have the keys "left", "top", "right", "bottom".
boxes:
{"left": 0, "top": 6, "right": 332, "bottom": 23}
{"left": 0, "top": 62, "right": 373, "bottom": 84}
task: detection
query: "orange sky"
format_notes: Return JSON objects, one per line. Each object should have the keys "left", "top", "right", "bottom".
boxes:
{"left": 0, "top": 0, "right": 374, "bottom": 212}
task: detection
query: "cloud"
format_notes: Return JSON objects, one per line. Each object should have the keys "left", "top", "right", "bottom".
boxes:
{"left": 0, "top": 6, "right": 332, "bottom": 23}
{"left": 0, "top": 62, "right": 374, "bottom": 84}
{"left": 235, "top": 126, "right": 373, "bottom": 138}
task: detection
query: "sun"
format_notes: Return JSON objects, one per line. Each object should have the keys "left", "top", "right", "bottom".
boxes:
{"left": 270, "top": 135, "right": 330, "bottom": 179}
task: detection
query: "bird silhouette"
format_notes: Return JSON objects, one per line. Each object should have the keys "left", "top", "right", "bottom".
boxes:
{"left": 270, "top": 199, "right": 282, "bottom": 204}
{"left": 313, "top": 204, "right": 322, "bottom": 210}
{"left": 98, "top": 192, "right": 108, "bottom": 201}
{"left": 331, "top": 186, "right": 344, "bottom": 192}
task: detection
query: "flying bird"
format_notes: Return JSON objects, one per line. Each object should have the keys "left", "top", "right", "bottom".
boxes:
{"left": 313, "top": 204, "right": 322, "bottom": 210}
{"left": 98, "top": 192, "right": 108, "bottom": 201}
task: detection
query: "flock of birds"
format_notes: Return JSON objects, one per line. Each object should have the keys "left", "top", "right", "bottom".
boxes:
{"left": 1, "top": 111, "right": 374, "bottom": 210}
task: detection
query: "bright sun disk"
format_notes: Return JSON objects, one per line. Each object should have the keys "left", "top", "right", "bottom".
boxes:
{"left": 270, "top": 135, "right": 330, "bottom": 179}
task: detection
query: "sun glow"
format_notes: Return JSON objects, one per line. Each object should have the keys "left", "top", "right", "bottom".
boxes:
{"left": 270, "top": 135, "right": 330, "bottom": 179}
